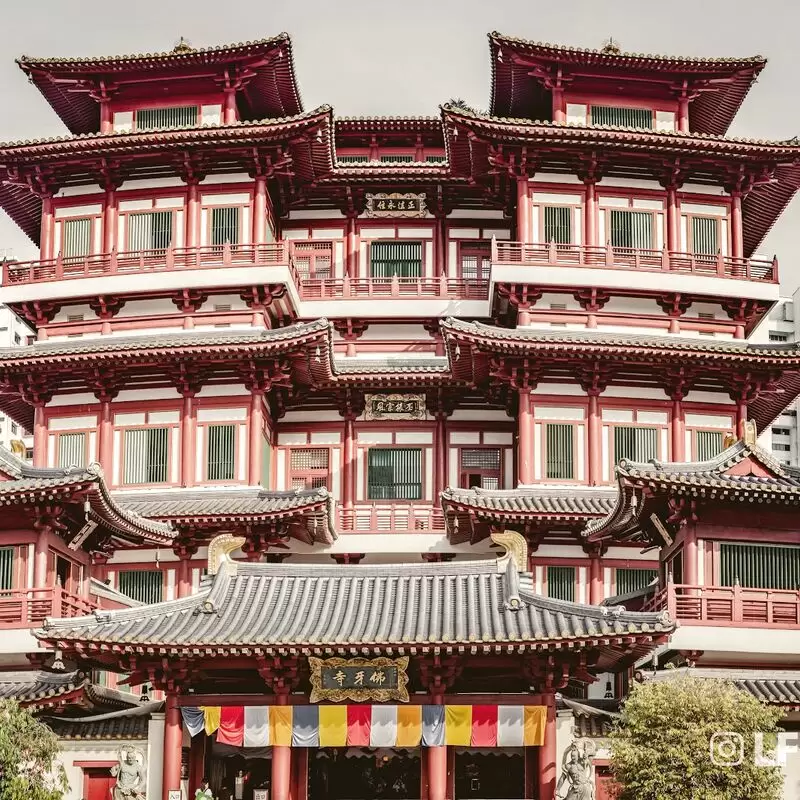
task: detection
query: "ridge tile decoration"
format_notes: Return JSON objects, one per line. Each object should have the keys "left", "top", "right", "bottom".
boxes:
{"left": 308, "top": 656, "right": 410, "bottom": 702}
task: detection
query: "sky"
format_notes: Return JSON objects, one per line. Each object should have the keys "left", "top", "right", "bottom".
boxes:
{"left": 1, "top": 0, "right": 798, "bottom": 291}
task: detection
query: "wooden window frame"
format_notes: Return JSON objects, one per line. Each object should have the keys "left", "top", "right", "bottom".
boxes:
{"left": 458, "top": 446, "right": 502, "bottom": 490}
{"left": 201, "top": 197, "right": 252, "bottom": 248}
{"left": 116, "top": 411, "right": 179, "bottom": 488}
{"left": 456, "top": 242, "right": 491, "bottom": 281}
{"left": 604, "top": 207, "right": 656, "bottom": 251}
{"left": 368, "top": 239, "right": 425, "bottom": 279}
{"left": 200, "top": 421, "right": 244, "bottom": 485}
{"left": 288, "top": 446, "right": 332, "bottom": 491}
{"left": 534, "top": 413, "right": 585, "bottom": 485}
{"left": 54, "top": 430, "right": 91, "bottom": 470}
{"left": 121, "top": 206, "right": 178, "bottom": 253}
{"left": 532, "top": 199, "right": 581, "bottom": 246}
{"left": 365, "top": 446, "right": 424, "bottom": 502}
{"left": 114, "top": 567, "right": 166, "bottom": 604}
{"left": 545, "top": 564, "right": 577, "bottom": 602}
{"left": 605, "top": 409, "right": 668, "bottom": 473}
{"left": 133, "top": 104, "right": 201, "bottom": 131}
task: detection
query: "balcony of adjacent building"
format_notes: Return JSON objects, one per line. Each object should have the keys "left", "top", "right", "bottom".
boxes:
{"left": 0, "top": 583, "right": 97, "bottom": 630}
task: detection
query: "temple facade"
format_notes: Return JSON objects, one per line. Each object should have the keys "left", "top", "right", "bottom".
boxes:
{"left": 1, "top": 30, "right": 800, "bottom": 800}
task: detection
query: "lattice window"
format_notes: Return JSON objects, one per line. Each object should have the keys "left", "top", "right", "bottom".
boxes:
{"left": 127, "top": 211, "right": 173, "bottom": 251}
{"left": 460, "top": 448, "right": 501, "bottom": 489}
{"left": 590, "top": 105, "right": 653, "bottom": 128}
{"left": 459, "top": 243, "right": 491, "bottom": 280}
{"left": 136, "top": 105, "right": 198, "bottom": 130}
{"left": 207, "top": 425, "right": 236, "bottom": 481}
{"left": 695, "top": 430, "right": 725, "bottom": 461}
{"left": 292, "top": 241, "right": 332, "bottom": 279}
{"left": 547, "top": 566, "right": 576, "bottom": 602}
{"left": 424, "top": 154, "right": 447, "bottom": 163}
{"left": 613, "top": 426, "right": 658, "bottom": 463}
{"left": 370, "top": 241, "right": 422, "bottom": 278}
{"left": 117, "top": 570, "right": 164, "bottom": 604}
{"left": 610, "top": 210, "right": 653, "bottom": 250}
{"left": 379, "top": 154, "right": 415, "bottom": 163}
{"left": 543, "top": 206, "right": 572, "bottom": 245}
{"left": 720, "top": 544, "right": 800, "bottom": 590}
{"left": 210, "top": 207, "right": 240, "bottom": 246}
{"left": 691, "top": 217, "right": 719, "bottom": 256}
{"left": 61, "top": 218, "right": 92, "bottom": 259}
{"left": 545, "top": 423, "right": 575, "bottom": 480}
{"left": 123, "top": 428, "right": 169, "bottom": 485}
{"left": 338, "top": 155, "right": 370, "bottom": 164}
{"left": 289, "top": 448, "right": 330, "bottom": 491}
{"left": 57, "top": 432, "right": 86, "bottom": 469}
{"left": 367, "top": 448, "right": 422, "bottom": 500}
{"left": 615, "top": 568, "right": 658, "bottom": 596}
{"left": 0, "top": 547, "right": 13, "bottom": 591}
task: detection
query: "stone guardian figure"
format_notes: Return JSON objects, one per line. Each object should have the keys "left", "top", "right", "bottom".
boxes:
{"left": 110, "top": 747, "right": 146, "bottom": 800}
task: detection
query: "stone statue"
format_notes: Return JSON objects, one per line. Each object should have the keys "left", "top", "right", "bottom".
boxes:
{"left": 110, "top": 747, "right": 146, "bottom": 800}
{"left": 556, "top": 741, "right": 595, "bottom": 800}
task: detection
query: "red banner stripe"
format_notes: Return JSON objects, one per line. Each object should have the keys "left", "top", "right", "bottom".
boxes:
{"left": 217, "top": 706, "right": 245, "bottom": 746}
{"left": 471, "top": 705, "right": 498, "bottom": 747}
{"left": 346, "top": 705, "right": 372, "bottom": 746}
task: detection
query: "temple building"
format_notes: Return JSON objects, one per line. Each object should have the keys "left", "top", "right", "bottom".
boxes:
{"left": 0, "top": 29, "right": 799, "bottom": 800}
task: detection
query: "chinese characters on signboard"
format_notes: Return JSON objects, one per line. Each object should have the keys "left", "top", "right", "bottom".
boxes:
{"left": 365, "top": 192, "right": 427, "bottom": 218}
{"left": 364, "top": 393, "right": 427, "bottom": 421}
{"left": 309, "top": 657, "right": 410, "bottom": 702}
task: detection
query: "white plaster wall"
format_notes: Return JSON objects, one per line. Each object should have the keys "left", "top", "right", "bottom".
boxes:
{"left": 148, "top": 713, "right": 166, "bottom": 800}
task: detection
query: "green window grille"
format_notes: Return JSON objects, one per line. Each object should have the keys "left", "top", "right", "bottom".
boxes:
{"left": 370, "top": 241, "right": 422, "bottom": 278}
{"left": 543, "top": 206, "right": 572, "bottom": 245}
{"left": 367, "top": 448, "right": 422, "bottom": 500}
{"left": 127, "top": 211, "right": 173, "bottom": 251}
{"left": 610, "top": 210, "right": 653, "bottom": 250}
{"left": 136, "top": 105, "right": 198, "bottom": 130}
{"left": 338, "top": 155, "right": 370, "bottom": 164}
{"left": 590, "top": 105, "right": 653, "bottom": 129}
{"left": 547, "top": 566, "right": 576, "bottom": 602}
{"left": 207, "top": 424, "right": 236, "bottom": 481}
{"left": 696, "top": 430, "right": 725, "bottom": 461}
{"left": 379, "top": 154, "right": 415, "bottom": 163}
{"left": 0, "top": 546, "right": 13, "bottom": 590}
{"left": 58, "top": 432, "right": 86, "bottom": 469}
{"left": 123, "top": 428, "right": 169, "bottom": 485}
{"left": 210, "top": 207, "right": 240, "bottom": 246}
{"left": 545, "top": 423, "right": 574, "bottom": 480}
{"left": 613, "top": 426, "right": 658, "bottom": 463}
{"left": 720, "top": 544, "right": 800, "bottom": 590}
{"left": 424, "top": 154, "right": 447, "bottom": 163}
{"left": 117, "top": 570, "right": 164, "bottom": 604}
{"left": 691, "top": 216, "right": 718, "bottom": 255}
{"left": 616, "top": 568, "right": 658, "bottom": 596}
{"left": 61, "top": 218, "right": 91, "bottom": 259}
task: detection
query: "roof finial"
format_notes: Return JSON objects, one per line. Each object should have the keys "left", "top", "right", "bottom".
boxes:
{"left": 172, "top": 36, "right": 194, "bottom": 54}
{"left": 602, "top": 37, "right": 621, "bottom": 55}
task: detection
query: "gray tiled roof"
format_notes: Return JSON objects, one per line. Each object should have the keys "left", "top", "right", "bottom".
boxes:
{"left": 37, "top": 556, "right": 673, "bottom": 656}
{"left": 46, "top": 712, "right": 151, "bottom": 740}
{"left": 334, "top": 357, "right": 450, "bottom": 374}
{"left": 442, "top": 486, "right": 618, "bottom": 517}
{"left": 646, "top": 668, "right": 800, "bottom": 707}
{"left": 0, "top": 670, "right": 87, "bottom": 702}
{"left": 0, "top": 444, "right": 27, "bottom": 478}
{"left": 558, "top": 696, "right": 619, "bottom": 738}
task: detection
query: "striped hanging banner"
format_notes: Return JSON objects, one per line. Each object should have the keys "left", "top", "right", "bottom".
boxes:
{"left": 183, "top": 705, "right": 546, "bottom": 747}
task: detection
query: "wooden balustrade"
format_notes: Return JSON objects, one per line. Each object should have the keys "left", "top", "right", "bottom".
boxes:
{"left": 350, "top": 504, "right": 444, "bottom": 532}
{"left": 0, "top": 586, "right": 96, "bottom": 629}
{"left": 642, "top": 583, "right": 800, "bottom": 626}
{"left": 492, "top": 240, "right": 779, "bottom": 283}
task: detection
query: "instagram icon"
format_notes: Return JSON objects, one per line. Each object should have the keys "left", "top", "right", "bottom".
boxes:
{"left": 709, "top": 732, "right": 745, "bottom": 766}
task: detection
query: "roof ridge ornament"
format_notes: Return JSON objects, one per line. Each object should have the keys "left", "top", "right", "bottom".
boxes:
{"left": 601, "top": 37, "right": 622, "bottom": 55}
{"left": 490, "top": 529, "right": 527, "bottom": 572}
{"left": 172, "top": 37, "right": 194, "bottom": 54}
{"left": 743, "top": 419, "right": 758, "bottom": 447}
{"left": 208, "top": 533, "right": 246, "bottom": 575}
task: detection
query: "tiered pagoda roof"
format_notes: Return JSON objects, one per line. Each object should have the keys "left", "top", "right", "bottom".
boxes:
{"left": 18, "top": 35, "right": 303, "bottom": 134}
{"left": 36, "top": 544, "right": 674, "bottom": 673}
{"left": 489, "top": 32, "right": 766, "bottom": 136}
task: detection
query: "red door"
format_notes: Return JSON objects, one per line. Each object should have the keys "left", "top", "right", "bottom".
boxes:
{"left": 84, "top": 768, "right": 115, "bottom": 800}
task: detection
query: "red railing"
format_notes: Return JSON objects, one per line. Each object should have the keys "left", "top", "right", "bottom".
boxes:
{"left": 2, "top": 242, "right": 291, "bottom": 285}
{"left": 0, "top": 586, "right": 97, "bottom": 629}
{"left": 643, "top": 583, "right": 800, "bottom": 626}
{"left": 348, "top": 504, "right": 444, "bottom": 532}
{"left": 493, "top": 240, "right": 779, "bottom": 283}
{"left": 298, "top": 275, "right": 489, "bottom": 300}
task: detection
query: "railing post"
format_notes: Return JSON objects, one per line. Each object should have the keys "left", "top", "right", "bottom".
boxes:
{"left": 661, "top": 247, "right": 670, "bottom": 271}
{"left": 633, "top": 249, "right": 640, "bottom": 270}
{"left": 605, "top": 241, "right": 614, "bottom": 267}
{"left": 55, "top": 252, "right": 64, "bottom": 279}
{"left": 491, "top": 235, "right": 497, "bottom": 263}
{"left": 391, "top": 274, "right": 400, "bottom": 297}
{"left": 732, "top": 580, "right": 742, "bottom": 623}
{"left": 716, "top": 250, "right": 725, "bottom": 277}
{"left": 343, "top": 273, "right": 351, "bottom": 298}
{"left": 165, "top": 246, "right": 174, "bottom": 271}
{"left": 771, "top": 255, "right": 778, "bottom": 283}
{"left": 52, "top": 580, "right": 63, "bottom": 619}
{"left": 109, "top": 248, "right": 118, "bottom": 274}
{"left": 439, "top": 274, "right": 447, "bottom": 297}
{"left": 222, "top": 241, "right": 231, "bottom": 267}
{"left": 546, "top": 239, "right": 556, "bottom": 264}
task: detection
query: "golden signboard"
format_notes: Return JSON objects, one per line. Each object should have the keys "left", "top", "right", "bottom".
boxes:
{"left": 308, "top": 656, "right": 410, "bottom": 702}
{"left": 365, "top": 192, "right": 427, "bottom": 218}
{"left": 364, "top": 393, "right": 427, "bottom": 421}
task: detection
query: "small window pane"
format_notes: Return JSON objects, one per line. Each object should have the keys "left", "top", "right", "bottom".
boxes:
{"left": 367, "top": 448, "right": 422, "bottom": 500}
{"left": 117, "top": 570, "right": 163, "bottom": 604}
{"left": 547, "top": 566, "right": 575, "bottom": 601}
{"left": 696, "top": 430, "right": 724, "bottom": 461}
{"left": 136, "top": 106, "right": 198, "bottom": 130}
{"left": 0, "top": 547, "right": 13, "bottom": 591}
{"left": 610, "top": 210, "right": 653, "bottom": 249}
{"left": 370, "top": 242, "right": 422, "bottom": 278}
{"left": 62, "top": 218, "right": 91, "bottom": 259}
{"left": 613, "top": 426, "right": 658, "bottom": 463}
{"left": 123, "top": 428, "right": 169, "bottom": 485}
{"left": 58, "top": 432, "right": 86, "bottom": 469}
{"left": 545, "top": 424, "right": 574, "bottom": 480}
{"left": 543, "top": 207, "right": 571, "bottom": 245}
{"left": 290, "top": 449, "right": 330, "bottom": 470}
{"left": 207, "top": 424, "right": 236, "bottom": 481}
{"left": 590, "top": 106, "right": 653, "bottom": 128}
{"left": 616, "top": 568, "right": 658, "bottom": 596}
{"left": 128, "top": 211, "right": 173, "bottom": 251}
{"left": 211, "top": 207, "right": 240, "bottom": 246}
{"left": 461, "top": 449, "right": 501, "bottom": 469}
{"left": 691, "top": 217, "right": 718, "bottom": 255}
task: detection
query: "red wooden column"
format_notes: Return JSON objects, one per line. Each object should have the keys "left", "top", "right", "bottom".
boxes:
{"left": 587, "top": 391, "right": 602, "bottom": 486}
{"left": 551, "top": 84, "right": 566, "bottom": 123}
{"left": 33, "top": 524, "right": 51, "bottom": 588}
{"left": 428, "top": 704, "right": 447, "bottom": 800}
{"left": 677, "top": 93, "right": 690, "bottom": 133}
{"left": 249, "top": 388, "right": 266, "bottom": 486}
{"left": 103, "top": 184, "right": 118, "bottom": 254}
{"left": 98, "top": 396, "right": 114, "bottom": 475}
{"left": 345, "top": 212, "right": 358, "bottom": 279}
{"left": 272, "top": 693, "right": 292, "bottom": 800}
{"left": 517, "top": 389, "right": 534, "bottom": 485}
{"left": 99, "top": 99, "right": 113, "bottom": 134}
{"left": 341, "top": 411, "right": 356, "bottom": 530}
{"left": 181, "top": 391, "right": 197, "bottom": 488}
{"left": 434, "top": 410, "right": 447, "bottom": 499}
{"left": 516, "top": 176, "right": 531, "bottom": 243}
{"left": 185, "top": 179, "right": 200, "bottom": 248}
{"left": 223, "top": 89, "right": 237, "bottom": 124}
{"left": 32, "top": 404, "right": 47, "bottom": 468}
{"left": 538, "top": 691, "right": 558, "bottom": 800}
{"left": 730, "top": 190, "right": 743, "bottom": 260}
{"left": 187, "top": 732, "right": 206, "bottom": 800}
{"left": 174, "top": 542, "right": 198, "bottom": 599}
{"left": 162, "top": 692, "right": 183, "bottom": 800}
{"left": 586, "top": 546, "right": 604, "bottom": 605}
{"left": 684, "top": 524, "right": 699, "bottom": 587}
{"left": 671, "top": 395, "right": 686, "bottom": 462}
{"left": 665, "top": 184, "right": 679, "bottom": 254}
{"left": 252, "top": 176, "right": 267, "bottom": 245}
{"left": 40, "top": 195, "right": 54, "bottom": 261}
{"left": 583, "top": 178, "right": 598, "bottom": 247}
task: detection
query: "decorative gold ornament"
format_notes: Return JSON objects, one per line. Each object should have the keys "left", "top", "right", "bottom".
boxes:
{"left": 742, "top": 419, "right": 758, "bottom": 447}
{"left": 207, "top": 534, "right": 246, "bottom": 575}
{"left": 308, "top": 656, "right": 410, "bottom": 703}
{"left": 490, "top": 530, "right": 528, "bottom": 572}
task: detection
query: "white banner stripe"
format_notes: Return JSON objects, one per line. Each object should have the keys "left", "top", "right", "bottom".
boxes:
{"left": 497, "top": 705, "right": 524, "bottom": 747}
{"left": 370, "top": 705, "right": 398, "bottom": 747}
{"left": 244, "top": 706, "right": 270, "bottom": 747}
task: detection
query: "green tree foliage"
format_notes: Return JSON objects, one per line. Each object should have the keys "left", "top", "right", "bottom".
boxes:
{"left": 0, "top": 699, "right": 67, "bottom": 800}
{"left": 609, "top": 675, "right": 784, "bottom": 800}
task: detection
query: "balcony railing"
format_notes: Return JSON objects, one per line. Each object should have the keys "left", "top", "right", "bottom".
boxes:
{"left": 298, "top": 275, "right": 489, "bottom": 300}
{"left": 493, "top": 240, "right": 778, "bottom": 283}
{"left": 350, "top": 504, "right": 444, "bottom": 532}
{"left": 0, "top": 586, "right": 97, "bottom": 629}
{"left": 642, "top": 583, "right": 800, "bottom": 626}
